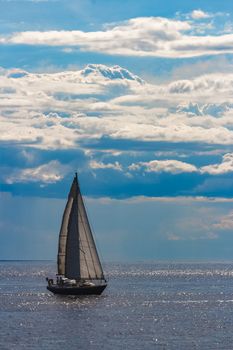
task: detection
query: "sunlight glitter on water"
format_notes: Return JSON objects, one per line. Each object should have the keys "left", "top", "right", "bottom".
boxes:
{"left": 1, "top": 261, "right": 233, "bottom": 349}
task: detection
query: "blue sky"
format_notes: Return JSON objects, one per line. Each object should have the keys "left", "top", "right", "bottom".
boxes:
{"left": 0, "top": 0, "right": 233, "bottom": 260}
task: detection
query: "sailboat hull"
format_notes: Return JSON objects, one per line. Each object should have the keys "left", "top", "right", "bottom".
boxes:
{"left": 47, "top": 284, "right": 107, "bottom": 295}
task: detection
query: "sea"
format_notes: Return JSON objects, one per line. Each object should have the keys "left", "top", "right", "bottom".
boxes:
{"left": 1, "top": 261, "right": 233, "bottom": 350}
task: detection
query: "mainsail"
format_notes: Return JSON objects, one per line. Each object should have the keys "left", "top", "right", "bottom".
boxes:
{"left": 57, "top": 174, "right": 105, "bottom": 281}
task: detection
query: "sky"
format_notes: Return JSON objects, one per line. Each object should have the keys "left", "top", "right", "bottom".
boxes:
{"left": 0, "top": 0, "right": 233, "bottom": 261}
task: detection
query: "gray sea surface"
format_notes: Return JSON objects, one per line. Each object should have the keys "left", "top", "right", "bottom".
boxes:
{"left": 1, "top": 261, "right": 233, "bottom": 349}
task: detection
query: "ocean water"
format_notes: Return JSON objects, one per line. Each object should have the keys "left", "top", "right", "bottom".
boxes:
{"left": 1, "top": 261, "right": 233, "bottom": 349}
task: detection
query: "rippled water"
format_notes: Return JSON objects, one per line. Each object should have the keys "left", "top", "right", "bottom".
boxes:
{"left": 1, "top": 261, "right": 233, "bottom": 349}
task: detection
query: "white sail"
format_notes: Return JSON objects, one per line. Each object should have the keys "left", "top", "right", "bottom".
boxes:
{"left": 57, "top": 174, "right": 105, "bottom": 281}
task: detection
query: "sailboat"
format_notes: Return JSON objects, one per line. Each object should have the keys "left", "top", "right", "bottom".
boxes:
{"left": 47, "top": 173, "right": 107, "bottom": 295}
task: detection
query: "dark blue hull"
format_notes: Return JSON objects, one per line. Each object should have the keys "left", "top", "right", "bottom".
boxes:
{"left": 47, "top": 283, "right": 107, "bottom": 295}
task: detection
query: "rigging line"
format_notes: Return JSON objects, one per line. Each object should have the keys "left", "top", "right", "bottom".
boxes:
{"left": 79, "top": 247, "right": 85, "bottom": 255}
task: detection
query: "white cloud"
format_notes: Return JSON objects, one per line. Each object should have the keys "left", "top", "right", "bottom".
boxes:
{"left": 1, "top": 64, "right": 233, "bottom": 153}
{"left": 89, "top": 160, "right": 122, "bottom": 171}
{"left": 201, "top": 153, "right": 233, "bottom": 175}
{"left": 166, "top": 74, "right": 233, "bottom": 96}
{"left": 6, "top": 160, "right": 70, "bottom": 184}
{"left": 176, "top": 102, "right": 233, "bottom": 117}
{"left": 129, "top": 154, "right": 233, "bottom": 176}
{"left": 129, "top": 159, "right": 198, "bottom": 174}
{"left": 1, "top": 15, "right": 233, "bottom": 58}
{"left": 86, "top": 196, "right": 233, "bottom": 204}
{"left": 190, "top": 10, "right": 211, "bottom": 20}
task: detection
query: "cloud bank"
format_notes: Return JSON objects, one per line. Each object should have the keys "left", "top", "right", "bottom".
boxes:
{"left": 1, "top": 15, "right": 233, "bottom": 58}
{"left": 0, "top": 64, "right": 233, "bottom": 198}
{"left": 1, "top": 64, "right": 233, "bottom": 151}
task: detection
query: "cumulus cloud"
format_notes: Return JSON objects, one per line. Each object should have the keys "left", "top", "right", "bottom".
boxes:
{"left": 175, "top": 102, "right": 233, "bottom": 117}
{"left": 129, "top": 159, "right": 198, "bottom": 174}
{"left": 1, "top": 15, "right": 233, "bottom": 58}
{"left": 201, "top": 153, "right": 233, "bottom": 175}
{"left": 1, "top": 65, "right": 233, "bottom": 152}
{"left": 166, "top": 74, "right": 233, "bottom": 96}
{"left": 89, "top": 160, "right": 122, "bottom": 171}
{"left": 129, "top": 153, "right": 233, "bottom": 175}
{"left": 190, "top": 10, "right": 211, "bottom": 20}
{"left": 128, "top": 154, "right": 233, "bottom": 176}
{"left": 6, "top": 160, "right": 70, "bottom": 184}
